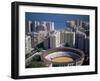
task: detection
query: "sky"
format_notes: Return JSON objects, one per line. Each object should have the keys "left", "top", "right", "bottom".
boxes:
{"left": 25, "top": 12, "right": 89, "bottom": 30}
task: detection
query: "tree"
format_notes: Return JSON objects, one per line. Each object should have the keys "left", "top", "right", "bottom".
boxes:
{"left": 34, "top": 47, "right": 43, "bottom": 52}
{"left": 32, "top": 55, "right": 41, "bottom": 61}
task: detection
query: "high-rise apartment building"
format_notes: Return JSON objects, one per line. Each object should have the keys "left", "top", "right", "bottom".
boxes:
{"left": 25, "top": 35, "right": 32, "bottom": 54}
{"left": 46, "top": 22, "right": 54, "bottom": 31}
{"left": 84, "top": 37, "right": 89, "bottom": 55}
{"left": 43, "top": 37, "right": 50, "bottom": 49}
{"left": 31, "top": 32, "right": 38, "bottom": 48}
{"left": 64, "top": 31, "right": 75, "bottom": 47}
{"left": 75, "top": 31, "right": 86, "bottom": 50}
{"left": 31, "top": 31, "right": 48, "bottom": 47}
{"left": 60, "top": 31, "right": 65, "bottom": 44}
{"left": 50, "top": 31, "right": 60, "bottom": 48}
{"left": 26, "top": 20, "right": 55, "bottom": 33}
{"left": 67, "top": 20, "right": 76, "bottom": 28}
{"left": 66, "top": 19, "right": 84, "bottom": 32}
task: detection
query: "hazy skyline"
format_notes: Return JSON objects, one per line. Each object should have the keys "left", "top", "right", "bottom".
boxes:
{"left": 25, "top": 12, "right": 89, "bottom": 30}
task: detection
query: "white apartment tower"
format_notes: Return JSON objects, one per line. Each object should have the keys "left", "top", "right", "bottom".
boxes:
{"left": 50, "top": 31, "right": 60, "bottom": 48}
{"left": 25, "top": 35, "right": 32, "bottom": 54}
{"left": 28, "top": 20, "right": 32, "bottom": 33}
{"left": 27, "top": 20, "right": 55, "bottom": 33}
{"left": 46, "top": 22, "right": 54, "bottom": 31}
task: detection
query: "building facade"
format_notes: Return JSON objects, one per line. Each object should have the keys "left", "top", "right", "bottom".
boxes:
{"left": 60, "top": 31, "right": 65, "bottom": 44}
{"left": 64, "top": 31, "right": 75, "bottom": 47}
{"left": 31, "top": 31, "right": 48, "bottom": 47}
{"left": 50, "top": 31, "right": 60, "bottom": 48}
{"left": 46, "top": 21, "right": 54, "bottom": 31}
{"left": 26, "top": 20, "right": 54, "bottom": 34}
{"left": 31, "top": 32, "right": 38, "bottom": 48}
{"left": 75, "top": 31, "right": 86, "bottom": 50}
{"left": 43, "top": 37, "right": 50, "bottom": 49}
{"left": 25, "top": 35, "right": 32, "bottom": 54}
{"left": 84, "top": 37, "right": 89, "bottom": 56}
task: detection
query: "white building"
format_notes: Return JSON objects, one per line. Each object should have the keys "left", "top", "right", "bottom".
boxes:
{"left": 50, "top": 31, "right": 60, "bottom": 48}
{"left": 26, "top": 20, "right": 54, "bottom": 33}
{"left": 25, "top": 35, "right": 32, "bottom": 54}
{"left": 64, "top": 31, "right": 75, "bottom": 47}
{"left": 46, "top": 21, "right": 54, "bottom": 31}
{"left": 28, "top": 20, "right": 32, "bottom": 33}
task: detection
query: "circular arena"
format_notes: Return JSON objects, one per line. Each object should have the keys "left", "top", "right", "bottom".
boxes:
{"left": 41, "top": 47, "right": 85, "bottom": 67}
